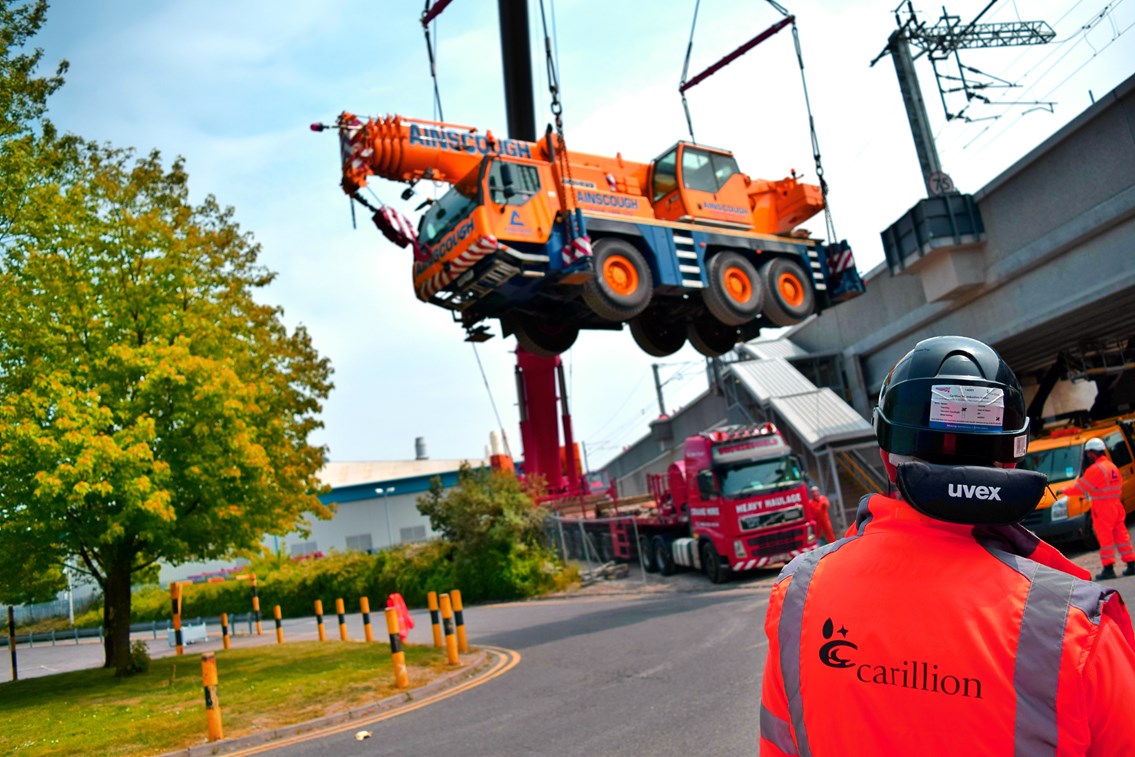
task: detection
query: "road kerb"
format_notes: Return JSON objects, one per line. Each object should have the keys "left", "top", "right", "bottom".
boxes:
{"left": 160, "top": 649, "right": 492, "bottom": 757}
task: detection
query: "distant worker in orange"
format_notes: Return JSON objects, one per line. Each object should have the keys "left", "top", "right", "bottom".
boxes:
{"left": 1060, "top": 436, "right": 1135, "bottom": 580}
{"left": 807, "top": 485, "right": 835, "bottom": 544}
{"left": 759, "top": 336, "right": 1135, "bottom": 755}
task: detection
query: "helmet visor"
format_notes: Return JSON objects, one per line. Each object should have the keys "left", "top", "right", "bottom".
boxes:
{"left": 877, "top": 378, "right": 1029, "bottom": 463}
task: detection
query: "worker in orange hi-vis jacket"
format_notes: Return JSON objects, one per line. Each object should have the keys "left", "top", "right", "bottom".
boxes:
{"left": 807, "top": 485, "right": 836, "bottom": 544}
{"left": 759, "top": 336, "right": 1135, "bottom": 757}
{"left": 1061, "top": 436, "right": 1135, "bottom": 581}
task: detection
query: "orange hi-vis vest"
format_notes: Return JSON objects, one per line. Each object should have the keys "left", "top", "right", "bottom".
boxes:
{"left": 1066, "top": 457, "right": 1122, "bottom": 507}
{"left": 760, "top": 494, "right": 1135, "bottom": 757}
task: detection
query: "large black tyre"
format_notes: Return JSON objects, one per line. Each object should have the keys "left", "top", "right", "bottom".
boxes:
{"left": 629, "top": 311, "right": 686, "bottom": 356}
{"left": 640, "top": 534, "right": 658, "bottom": 573}
{"left": 701, "top": 540, "right": 730, "bottom": 584}
{"left": 652, "top": 535, "right": 675, "bottom": 576}
{"left": 687, "top": 314, "right": 738, "bottom": 357}
{"left": 759, "top": 257, "right": 816, "bottom": 326}
{"left": 512, "top": 315, "right": 579, "bottom": 356}
{"left": 582, "top": 238, "right": 653, "bottom": 322}
{"left": 703, "top": 251, "right": 764, "bottom": 326}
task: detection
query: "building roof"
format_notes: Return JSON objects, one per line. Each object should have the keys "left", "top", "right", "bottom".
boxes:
{"left": 318, "top": 459, "right": 486, "bottom": 489}
{"left": 770, "top": 388, "right": 875, "bottom": 449}
{"left": 730, "top": 358, "right": 816, "bottom": 407}
{"left": 738, "top": 336, "right": 810, "bottom": 362}
{"left": 727, "top": 353, "right": 875, "bottom": 452}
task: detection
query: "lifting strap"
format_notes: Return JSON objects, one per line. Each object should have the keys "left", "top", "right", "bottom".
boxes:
{"left": 421, "top": 1, "right": 447, "bottom": 121}
{"left": 538, "top": 0, "right": 581, "bottom": 245}
{"left": 679, "top": 0, "right": 838, "bottom": 241}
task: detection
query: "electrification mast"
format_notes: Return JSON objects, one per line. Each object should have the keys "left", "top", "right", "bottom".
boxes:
{"left": 871, "top": 1, "right": 1054, "bottom": 197}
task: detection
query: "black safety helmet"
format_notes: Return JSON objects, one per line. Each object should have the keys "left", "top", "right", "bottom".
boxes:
{"left": 873, "top": 336, "right": 1030, "bottom": 466}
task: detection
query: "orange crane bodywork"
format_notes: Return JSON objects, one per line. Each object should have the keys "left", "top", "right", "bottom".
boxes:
{"left": 331, "top": 110, "right": 863, "bottom": 357}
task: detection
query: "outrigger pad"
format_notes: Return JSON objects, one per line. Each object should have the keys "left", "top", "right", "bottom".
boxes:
{"left": 895, "top": 461, "right": 1047, "bottom": 525}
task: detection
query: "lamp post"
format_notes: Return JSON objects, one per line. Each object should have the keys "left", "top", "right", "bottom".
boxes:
{"left": 376, "top": 487, "right": 395, "bottom": 548}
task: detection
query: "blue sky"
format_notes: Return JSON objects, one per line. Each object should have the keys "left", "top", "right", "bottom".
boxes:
{"left": 33, "top": 1, "right": 1135, "bottom": 469}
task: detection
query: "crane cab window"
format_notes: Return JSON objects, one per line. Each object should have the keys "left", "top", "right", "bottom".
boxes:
{"left": 652, "top": 149, "right": 678, "bottom": 201}
{"left": 421, "top": 163, "right": 481, "bottom": 245}
{"left": 488, "top": 160, "right": 540, "bottom": 206}
{"left": 682, "top": 147, "right": 739, "bottom": 193}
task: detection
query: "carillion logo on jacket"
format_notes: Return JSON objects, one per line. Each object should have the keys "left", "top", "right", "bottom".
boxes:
{"left": 818, "top": 618, "right": 984, "bottom": 699}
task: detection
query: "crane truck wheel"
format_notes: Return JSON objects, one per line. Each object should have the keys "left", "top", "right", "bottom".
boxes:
{"left": 700, "top": 540, "right": 730, "bottom": 584}
{"left": 629, "top": 311, "right": 686, "bottom": 356}
{"left": 639, "top": 535, "right": 658, "bottom": 573}
{"left": 582, "top": 238, "right": 653, "bottom": 322}
{"left": 652, "top": 535, "right": 676, "bottom": 576}
{"left": 687, "top": 314, "right": 738, "bottom": 357}
{"left": 759, "top": 257, "right": 815, "bottom": 326}
{"left": 511, "top": 315, "right": 579, "bottom": 356}
{"left": 703, "top": 251, "right": 764, "bottom": 326}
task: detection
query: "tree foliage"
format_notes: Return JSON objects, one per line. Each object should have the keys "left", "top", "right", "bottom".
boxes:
{"left": 417, "top": 464, "right": 564, "bottom": 600}
{"left": 0, "top": 3, "right": 334, "bottom": 673}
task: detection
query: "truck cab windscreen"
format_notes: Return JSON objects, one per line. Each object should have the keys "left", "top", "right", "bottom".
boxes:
{"left": 421, "top": 163, "right": 482, "bottom": 245}
{"left": 718, "top": 456, "right": 801, "bottom": 499}
{"left": 1018, "top": 444, "right": 1084, "bottom": 482}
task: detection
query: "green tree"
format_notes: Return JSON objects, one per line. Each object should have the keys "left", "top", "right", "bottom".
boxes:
{"left": 1, "top": 0, "right": 68, "bottom": 249}
{"left": 0, "top": 137, "right": 334, "bottom": 673}
{"left": 417, "top": 464, "right": 562, "bottom": 600}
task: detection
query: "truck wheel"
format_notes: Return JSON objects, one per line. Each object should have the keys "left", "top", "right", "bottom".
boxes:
{"left": 687, "top": 314, "right": 738, "bottom": 357}
{"left": 759, "top": 257, "right": 815, "bottom": 326}
{"left": 701, "top": 541, "right": 730, "bottom": 584}
{"left": 703, "top": 251, "right": 763, "bottom": 326}
{"left": 629, "top": 311, "right": 686, "bottom": 356}
{"left": 582, "top": 239, "right": 652, "bottom": 322}
{"left": 512, "top": 315, "right": 579, "bottom": 356}
{"left": 652, "top": 536, "right": 676, "bottom": 576}
{"left": 640, "top": 535, "right": 658, "bottom": 573}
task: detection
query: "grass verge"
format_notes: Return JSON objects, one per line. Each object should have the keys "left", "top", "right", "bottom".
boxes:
{"left": 0, "top": 641, "right": 457, "bottom": 756}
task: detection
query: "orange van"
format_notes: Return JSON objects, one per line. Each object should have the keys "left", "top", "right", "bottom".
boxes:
{"left": 1018, "top": 416, "right": 1135, "bottom": 546}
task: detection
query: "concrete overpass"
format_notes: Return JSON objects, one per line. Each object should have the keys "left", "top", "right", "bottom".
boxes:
{"left": 792, "top": 71, "right": 1135, "bottom": 423}
{"left": 599, "top": 72, "right": 1135, "bottom": 521}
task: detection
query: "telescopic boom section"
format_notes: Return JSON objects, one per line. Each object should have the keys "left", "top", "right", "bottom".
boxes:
{"left": 337, "top": 111, "right": 548, "bottom": 194}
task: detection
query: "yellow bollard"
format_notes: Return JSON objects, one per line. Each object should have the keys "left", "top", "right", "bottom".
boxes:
{"left": 251, "top": 579, "right": 263, "bottom": 636}
{"left": 427, "top": 591, "right": 443, "bottom": 648}
{"left": 439, "top": 593, "right": 459, "bottom": 665}
{"left": 361, "top": 597, "right": 374, "bottom": 643}
{"left": 314, "top": 600, "right": 327, "bottom": 642}
{"left": 452, "top": 589, "right": 468, "bottom": 654}
{"left": 171, "top": 582, "right": 184, "bottom": 656}
{"left": 201, "top": 653, "right": 224, "bottom": 742}
{"left": 274, "top": 605, "right": 284, "bottom": 644}
{"left": 221, "top": 613, "right": 231, "bottom": 650}
{"left": 336, "top": 598, "right": 348, "bottom": 641}
{"left": 385, "top": 607, "right": 410, "bottom": 688}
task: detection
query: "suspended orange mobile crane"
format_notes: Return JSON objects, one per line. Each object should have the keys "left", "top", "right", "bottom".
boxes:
{"left": 318, "top": 109, "right": 864, "bottom": 358}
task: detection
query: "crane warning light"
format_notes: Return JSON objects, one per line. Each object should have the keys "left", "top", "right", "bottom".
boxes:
{"left": 310, "top": 123, "right": 326, "bottom": 132}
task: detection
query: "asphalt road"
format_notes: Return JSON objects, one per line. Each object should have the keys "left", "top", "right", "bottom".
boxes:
{"left": 260, "top": 573, "right": 778, "bottom": 757}
{"left": 9, "top": 533, "right": 1135, "bottom": 756}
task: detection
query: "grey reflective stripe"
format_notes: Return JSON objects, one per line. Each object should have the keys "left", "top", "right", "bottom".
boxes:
{"left": 778, "top": 523, "right": 866, "bottom": 757}
{"left": 982, "top": 543, "right": 1083, "bottom": 757}
{"left": 760, "top": 703, "right": 798, "bottom": 755}
{"left": 1015, "top": 565, "right": 1075, "bottom": 757}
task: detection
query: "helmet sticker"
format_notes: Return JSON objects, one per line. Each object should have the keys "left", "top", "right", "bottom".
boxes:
{"left": 929, "top": 385, "right": 1005, "bottom": 431}
{"left": 1014, "top": 435, "right": 1028, "bottom": 458}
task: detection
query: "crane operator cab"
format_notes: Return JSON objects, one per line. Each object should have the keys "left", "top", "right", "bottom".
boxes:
{"left": 648, "top": 142, "right": 824, "bottom": 236}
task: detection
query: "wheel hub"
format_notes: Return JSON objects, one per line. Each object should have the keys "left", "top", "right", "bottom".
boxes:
{"left": 777, "top": 272, "right": 804, "bottom": 308}
{"left": 724, "top": 266, "right": 752, "bottom": 304}
{"left": 603, "top": 255, "right": 639, "bottom": 296}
